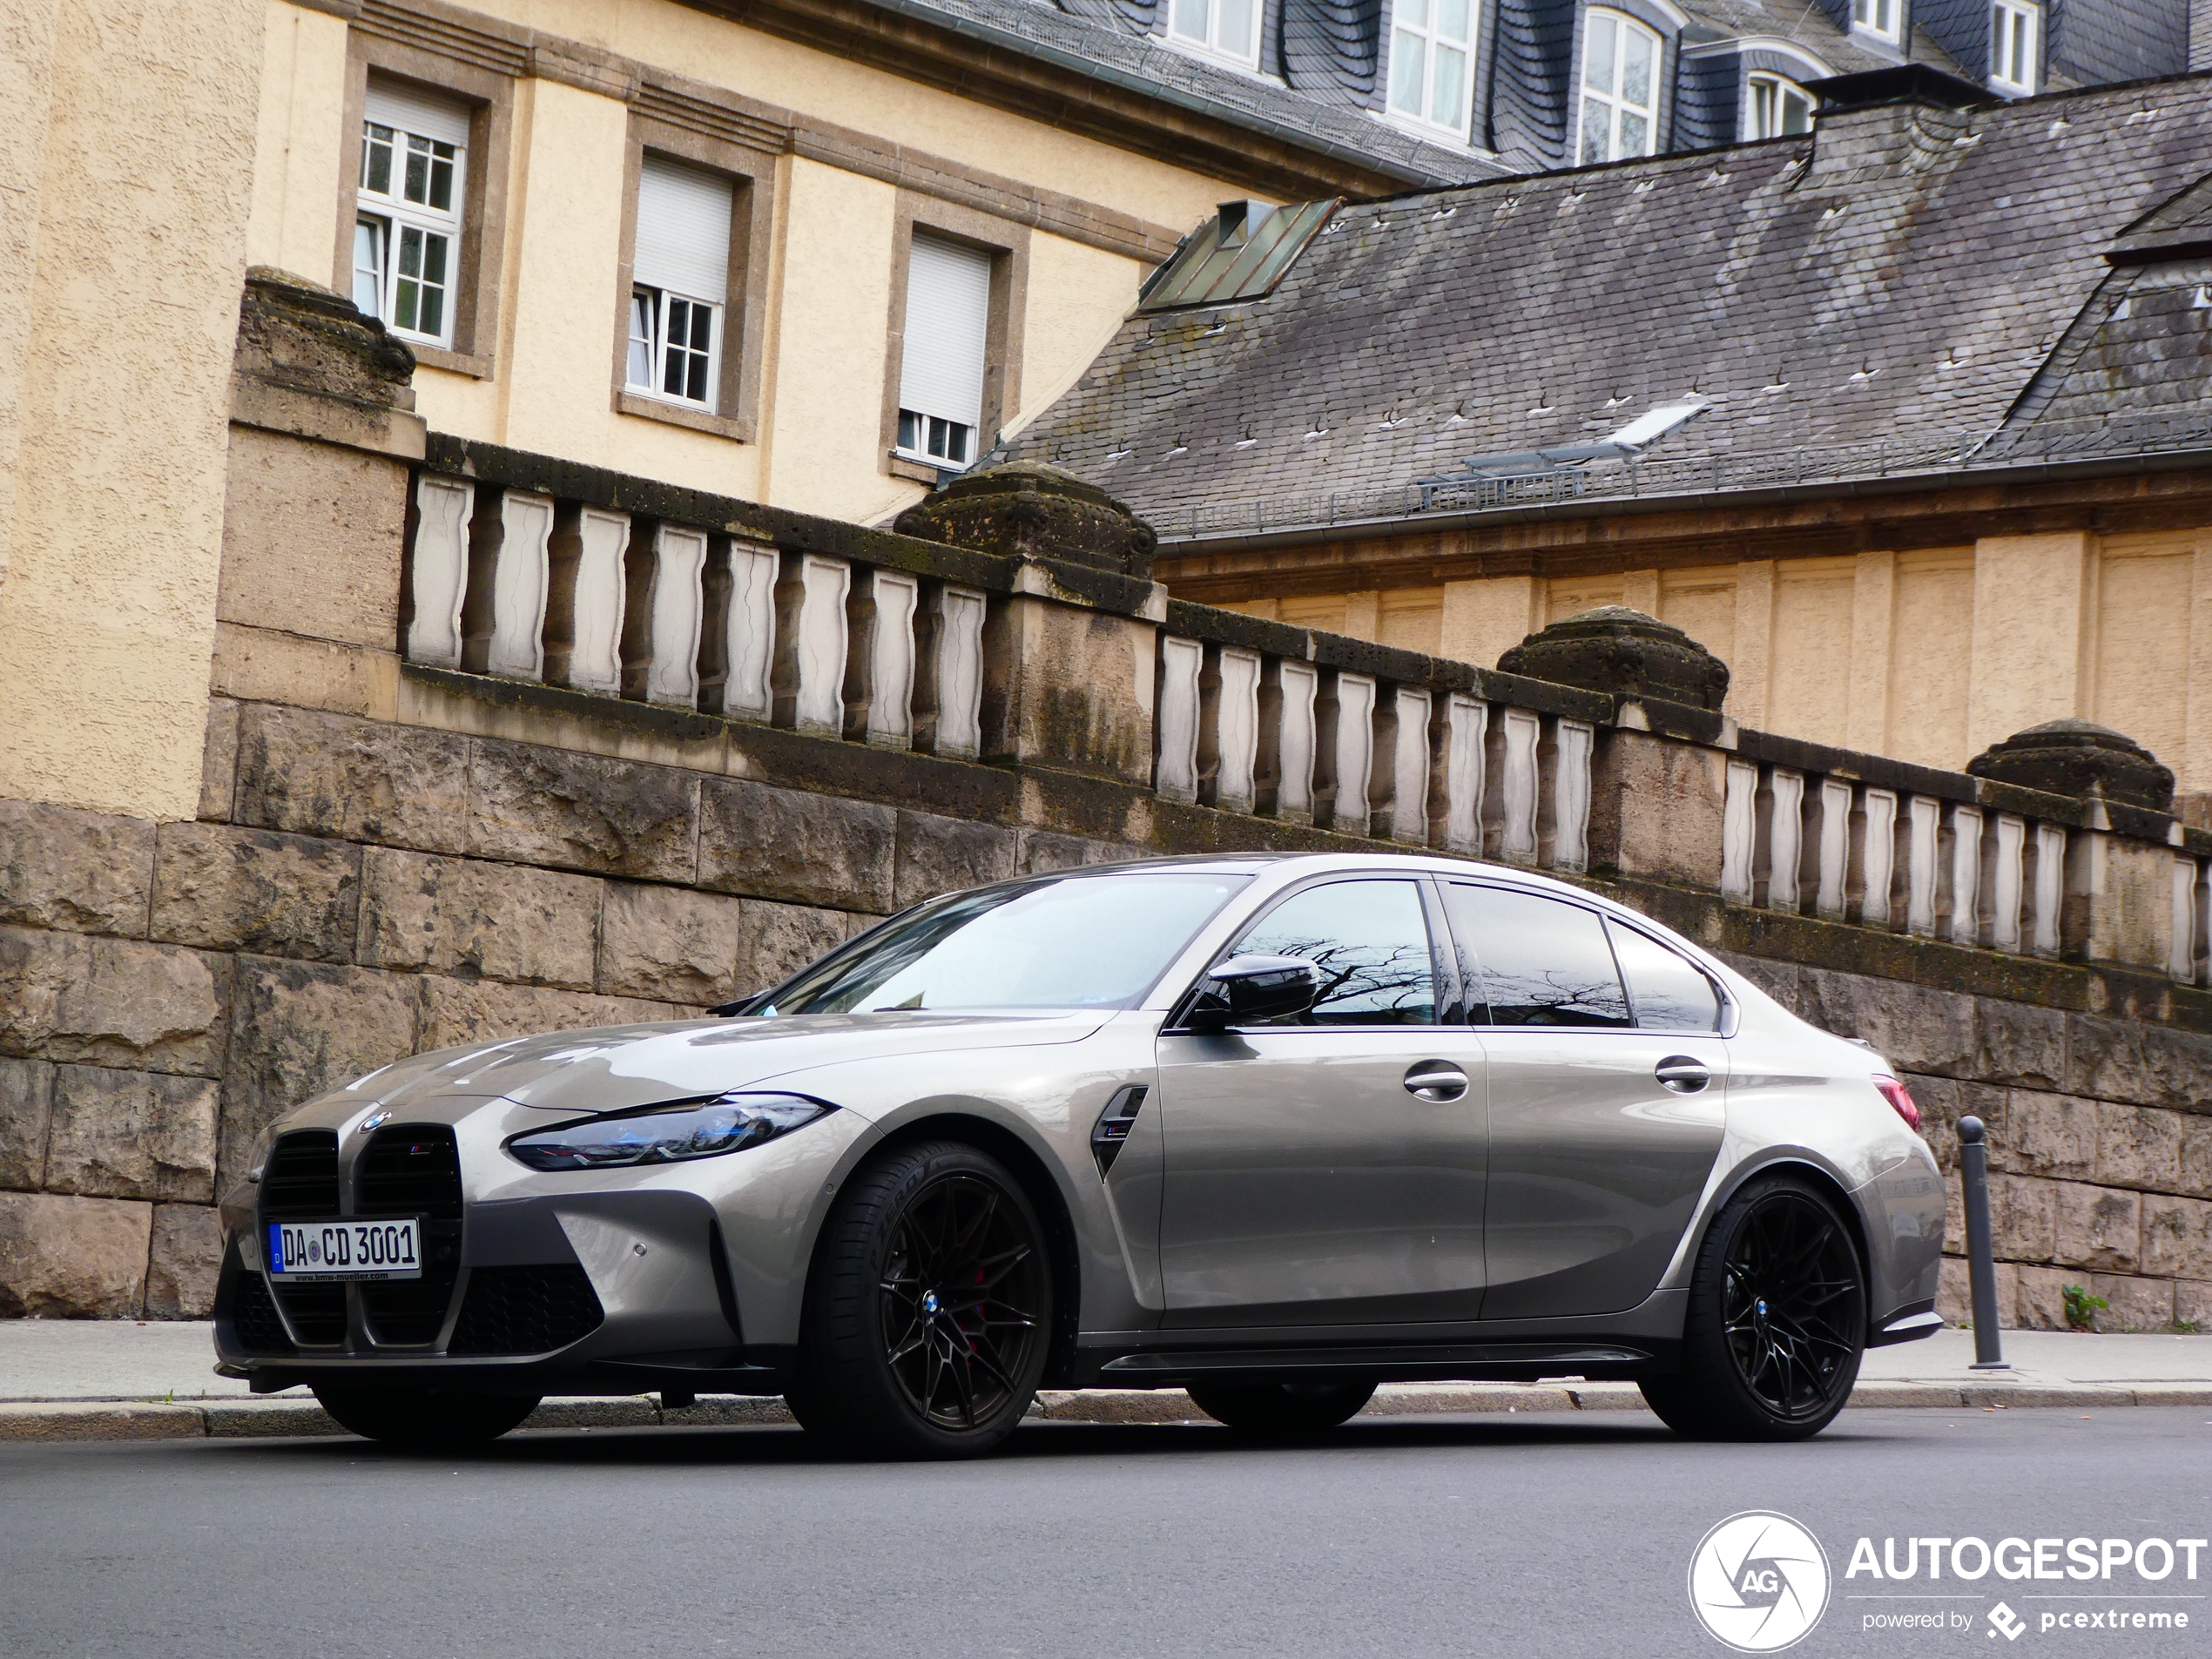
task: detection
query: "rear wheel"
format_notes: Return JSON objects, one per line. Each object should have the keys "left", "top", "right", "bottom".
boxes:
{"left": 313, "top": 1384, "right": 540, "bottom": 1449}
{"left": 1640, "top": 1174, "right": 1865, "bottom": 1441}
{"left": 792, "top": 1141, "right": 1053, "bottom": 1460}
{"left": 1187, "top": 1379, "right": 1377, "bottom": 1435}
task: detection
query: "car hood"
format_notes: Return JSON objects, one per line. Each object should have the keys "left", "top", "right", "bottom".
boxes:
{"left": 327, "top": 1010, "right": 1111, "bottom": 1120}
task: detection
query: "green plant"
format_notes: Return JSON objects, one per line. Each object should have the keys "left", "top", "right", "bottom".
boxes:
{"left": 2062, "top": 1284, "right": 2107, "bottom": 1332}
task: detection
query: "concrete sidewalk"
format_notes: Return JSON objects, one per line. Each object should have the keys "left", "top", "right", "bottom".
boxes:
{"left": 3, "top": 1319, "right": 2210, "bottom": 1442}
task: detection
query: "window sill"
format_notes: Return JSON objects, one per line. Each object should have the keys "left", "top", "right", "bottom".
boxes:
{"left": 409, "top": 342, "right": 496, "bottom": 380}
{"left": 1152, "top": 32, "right": 1277, "bottom": 82}
{"left": 887, "top": 452, "right": 954, "bottom": 485}
{"left": 615, "top": 390, "right": 754, "bottom": 443}
{"left": 1987, "top": 77, "right": 2035, "bottom": 97}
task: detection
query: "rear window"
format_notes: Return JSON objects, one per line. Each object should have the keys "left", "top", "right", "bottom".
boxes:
{"left": 1608, "top": 921, "right": 1722, "bottom": 1032}
{"left": 1444, "top": 883, "right": 1629, "bottom": 1028}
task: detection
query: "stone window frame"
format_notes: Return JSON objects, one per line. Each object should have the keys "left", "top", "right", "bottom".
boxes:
{"left": 609, "top": 113, "right": 778, "bottom": 445}
{"left": 880, "top": 197, "right": 1029, "bottom": 488}
{"left": 335, "top": 37, "right": 516, "bottom": 381}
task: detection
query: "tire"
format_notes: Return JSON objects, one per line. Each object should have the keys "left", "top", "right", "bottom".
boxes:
{"left": 313, "top": 1384, "right": 540, "bottom": 1449}
{"left": 793, "top": 1140, "right": 1054, "bottom": 1460}
{"left": 1187, "top": 1379, "right": 1377, "bottom": 1435}
{"left": 1640, "top": 1173, "right": 1867, "bottom": 1442}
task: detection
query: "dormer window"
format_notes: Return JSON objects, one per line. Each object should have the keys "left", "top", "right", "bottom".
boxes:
{"left": 1851, "top": 0, "right": 1902, "bottom": 44}
{"left": 1989, "top": 0, "right": 2038, "bottom": 93}
{"left": 1578, "top": 10, "right": 1662, "bottom": 165}
{"left": 1746, "top": 72, "right": 1813, "bottom": 138}
{"left": 1168, "top": 0, "right": 1260, "bottom": 68}
{"left": 1387, "top": 0, "right": 1477, "bottom": 138}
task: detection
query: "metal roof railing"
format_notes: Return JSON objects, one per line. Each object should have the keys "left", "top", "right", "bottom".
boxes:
{"left": 1157, "top": 410, "right": 2212, "bottom": 541}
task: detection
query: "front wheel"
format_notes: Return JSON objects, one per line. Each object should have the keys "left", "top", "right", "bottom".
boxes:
{"left": 1641, "top": 1175, "right": 1866, "bottom": 1441}
{"left": 1187, "top": 1379, "right": 1377, "bottom": 1435}
{"left": 313, "top": 1384, "right": 540, "bottom": 1449}
{"left": 792, "top": 1140, "right": 1053, "bottom": 1460}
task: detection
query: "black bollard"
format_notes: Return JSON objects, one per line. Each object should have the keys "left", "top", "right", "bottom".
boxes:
{"left": 1956, "top": 1115, "right": 2008, "bottom": 1370}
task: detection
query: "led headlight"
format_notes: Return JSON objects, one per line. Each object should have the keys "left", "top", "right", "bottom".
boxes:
{"left": 506, "top": 1093, "right": 833, "bottom": 1172}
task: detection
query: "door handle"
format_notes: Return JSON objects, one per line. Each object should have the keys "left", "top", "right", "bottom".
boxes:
{"left": 1403, "top": 1061, "right": 1468, "bottom": 1102}
{"left": 1656, "top": 1056, "right": 1711, "bottom": 1094}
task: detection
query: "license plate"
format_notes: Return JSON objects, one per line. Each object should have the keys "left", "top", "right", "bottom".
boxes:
{"left": 266, "top": 1218, "right": 422, "bottom": 1281}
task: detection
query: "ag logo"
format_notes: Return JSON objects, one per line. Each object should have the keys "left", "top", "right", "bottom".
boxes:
{"left": 1688, "top": 1511, "right": 1831, "bottom": 1652}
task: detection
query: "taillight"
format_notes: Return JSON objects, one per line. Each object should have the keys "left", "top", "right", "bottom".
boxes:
{"left": 1872, "top": 1074, "right": 1921, "bottom": 1131}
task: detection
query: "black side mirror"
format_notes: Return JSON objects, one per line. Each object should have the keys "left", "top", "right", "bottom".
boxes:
{"left": 1183, "top": 954, "right": 1325, "bottom": 1032}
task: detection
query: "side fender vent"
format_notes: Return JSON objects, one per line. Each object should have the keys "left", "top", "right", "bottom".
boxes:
{"left": 1090, "top": 1084, "right": 1150, "bottom": 1177}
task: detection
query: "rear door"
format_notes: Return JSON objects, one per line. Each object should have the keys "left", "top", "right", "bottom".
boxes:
{"left": 1440, "top": 882, "right": 1729, "bottom": 1321}
{"left": 1155, "top": 875, "right": 1490, "bottom": 1328}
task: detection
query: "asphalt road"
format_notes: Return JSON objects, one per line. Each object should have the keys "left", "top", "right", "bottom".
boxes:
{"left": 5, "top": 1407, "right": 2210, "bottom": 1659}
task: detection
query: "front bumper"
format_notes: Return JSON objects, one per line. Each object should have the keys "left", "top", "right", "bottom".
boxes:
{"left": 214, "top": 1106, "right": 868, "bottom": 1398}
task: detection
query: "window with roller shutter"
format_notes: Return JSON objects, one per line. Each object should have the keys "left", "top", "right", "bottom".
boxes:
{"left": 354, "top": 80, "right": 471, "bottom": 348}
{"left": 626, "top": 156, "right": 735, "bottom": 412}
{"left": 895, "top": 233, "right": 994, "bottom": 470}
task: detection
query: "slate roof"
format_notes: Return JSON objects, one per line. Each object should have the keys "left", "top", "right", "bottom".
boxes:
{"left": 999, "top": 71, "right": 2212, "bottom": 534}
{"left": 871, "top": 0, "right": 1501, "bottom": 185}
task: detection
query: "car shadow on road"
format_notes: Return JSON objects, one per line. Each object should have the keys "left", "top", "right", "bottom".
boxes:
{"left": 212, "top": 1410, "right": 1915, "bottom": 1468}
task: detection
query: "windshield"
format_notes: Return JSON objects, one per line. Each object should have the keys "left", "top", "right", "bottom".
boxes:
{"left": 759, "top": 872, "right": 1251, "bottom": 1014}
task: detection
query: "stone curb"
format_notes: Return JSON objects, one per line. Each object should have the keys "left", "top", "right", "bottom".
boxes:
{"left": 6, "top": 1379, "right": 2210, "bottom": 1443}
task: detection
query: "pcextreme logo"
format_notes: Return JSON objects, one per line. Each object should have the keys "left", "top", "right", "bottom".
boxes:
{"left": 1689, "top": 1511, "right": 1831, "bottom": 1652}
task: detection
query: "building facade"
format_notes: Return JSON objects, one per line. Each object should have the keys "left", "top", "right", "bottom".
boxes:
{"left": 1003, "top": 67, "right": 2212, "bottom": 806}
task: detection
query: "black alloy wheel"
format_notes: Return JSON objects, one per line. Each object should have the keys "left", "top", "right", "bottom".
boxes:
{"left": 1640, "top": 1174, "right": 1866, "bottom": 1441}
{"left": 312, "top": 1384, "right": 541, "bottom": 1449}
{"left": 790, "top": 1141, "right": 1053, "bottom": 1459}
{"left": 1187, "top": 1379, "right": 1377, "bottom": 1436}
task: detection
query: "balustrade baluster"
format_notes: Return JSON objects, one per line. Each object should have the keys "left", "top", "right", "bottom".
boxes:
{"left": 1540, "top": 717, "right": 1592, "bottom": 872}
{"left": 772, "top": 552, "right": 851, "bottom": 735}
{"left": 628, "top": 523, "right": 706, "bottom": 708}
{"left": 1387, "top": 689, "right": 1431, "bottom": 843}
{"left": 1851, "top": 786, "right": 1898, "bottom": 929}
{"left": 2027, "top": 822, "right": 2067, "bottom": 958}
{"left": 1261, "top": 659, "right": 1318, "bottom": 822}
{"left": 1154, "top": 635, "right": 1203, "bottom": 804}
{"left": 1759, "top": 768, "right": 1806, "bottom": 912}
{"left": 1723, "top": 759, "right": 1757, "bottom": 901}
{"left": 407, "top": 475, "right": 473, "bottom": 669}
{"left": 1984, "top": 812, "right": 2027, "bottom": 951}
{"left": 1903, "top": 796, "right": 1940, "bottom": 937}
{"left": 1487, "top": 706, "right": 1541, "bottom": 862}
{"left": 1440, "top": 694, "right": 1487, "bottom": 853}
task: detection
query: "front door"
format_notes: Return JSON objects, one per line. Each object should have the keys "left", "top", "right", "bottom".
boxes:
{"left": 1438, "top": 881, "right": 1730, "bottom": 1322}
{"left": 1156, "top": 876, "right": 1489, "bottom": 1328}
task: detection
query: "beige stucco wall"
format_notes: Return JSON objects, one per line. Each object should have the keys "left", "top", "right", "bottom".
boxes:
{"left": 1290, "top": 528, "right": 2212, "bottom": 793}
{"left": 239, "top": 0, "right": 1228, "bottom": 523}
{"left": 0, "top": 0, "right": 263, "bottom": 821}
{"left": 243, "top": 0, "right": 350, "bottom": 281}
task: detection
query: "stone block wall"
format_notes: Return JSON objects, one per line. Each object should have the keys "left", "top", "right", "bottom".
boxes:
{"left": 0, "top": 695, "right": 1155, "bottom": 1318}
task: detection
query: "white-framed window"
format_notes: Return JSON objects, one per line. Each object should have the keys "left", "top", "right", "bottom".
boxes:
{"left": 1851, "top": 0, "right": 1901, "bottom": 43}
{"left": 1578, "top": 10, "right": 1662, "bottom": 165}
{"left": 354, "top": 82, "right": 469, "bottom": 348}
{"left": 625, "top": 155, "right": 733, "bottom": 411}
{"left": 1746, "top": 71, "right": 1813, "bottom": 138}
{"left": 1387, "top": 0, "right": 1477, "bottom": 138}
{"left": 1989, "top": 0, "right": 2037, "bottom": 92}
{"left": 1166, "top": 0, "right": 1260, "bottom": 67}
{"left": 895, "top": 233, "right": 993, "bottom": 471}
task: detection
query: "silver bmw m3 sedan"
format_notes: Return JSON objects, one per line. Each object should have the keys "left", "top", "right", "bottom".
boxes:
{"left": 213, "top": 852, "right": 1946, "bottom": 1456}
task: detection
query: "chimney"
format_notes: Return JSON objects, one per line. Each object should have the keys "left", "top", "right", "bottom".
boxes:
{"left": 1802, "top": 64, "right": 1991, "bottom": 179}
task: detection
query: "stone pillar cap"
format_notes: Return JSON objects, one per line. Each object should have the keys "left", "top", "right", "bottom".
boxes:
{"left": 1967, "top": 718, "right": 2175, "bottom": 812}
{"left": 1495, "top": 605, "right": 1730, "bottom": 711}
{"left": 893, "top": 462, "right": 1157, "bottom": 577}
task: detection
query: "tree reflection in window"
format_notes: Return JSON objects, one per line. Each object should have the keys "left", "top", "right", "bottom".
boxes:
{"left": 1234, "top": 880, "right": 1436, "bottom": 1025}
{"left": 1444, "top": 884, "right": 1630, "bottom": 1027}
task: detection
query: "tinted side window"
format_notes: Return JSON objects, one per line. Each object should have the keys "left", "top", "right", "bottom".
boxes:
{"left": 1607, "top": 921, "right": 1722, "bottom": 1032}
{"left": 1444, "top": 884, "right": 1629, "bottom": 1028}
{"left": 1233, "top": 880, "right": 1437, "bottom": 1026}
